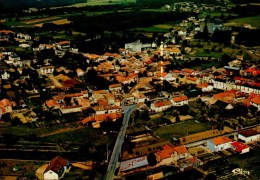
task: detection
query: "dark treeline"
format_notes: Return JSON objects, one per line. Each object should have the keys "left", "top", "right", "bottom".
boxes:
{"left": 235, "top": 28, "right": 260, "bottom": 46}
{"left": 68, "top": 11, "right": 191, "bottom": 33}
{"left": 231, "top": 0, "right": 260, "bottom": 4}
{"left": 1, "top": 0, "right": 86, "bottom": 9}
{"left": 231, "top": 4, "right": 260, "bottom": 17}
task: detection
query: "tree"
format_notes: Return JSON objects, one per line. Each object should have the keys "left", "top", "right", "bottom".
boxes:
{"left": 141, "top": 110, "right": 150, "bottom": 121}
{"left": 147, "top": 153, "right": 157, "bottom": 166}
{"left": 175, "top": 115, "right": 180, "bottom": 122}
{"left": 203, "top": 23, "right": 209, "bottom": 40}
{"left": 220, "top": 54, "right": 231, "bottom": 67}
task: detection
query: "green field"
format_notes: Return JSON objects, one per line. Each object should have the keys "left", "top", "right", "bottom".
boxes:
{"left": 131, "top": 24, "right": 174, "bottom": 33}
{"left": 199, "top": 12, "right": 237, "bottom": 19}
{"left": 42, "top": 127, "right": 111, "bottom": 146}
{"left": 228, "top": 15, "right": 260, "bottom": 28}
{"left": 154, "top": 120, "right": 212, "bottom": 140}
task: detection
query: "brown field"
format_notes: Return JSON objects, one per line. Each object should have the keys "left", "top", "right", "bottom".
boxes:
{"left": 23, "top": 16, "right": 60, "bottom": 24}
{"left": 52, "top": 19, "right": 71, "bottom": 25}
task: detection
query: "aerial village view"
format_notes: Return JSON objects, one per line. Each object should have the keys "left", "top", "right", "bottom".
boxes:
{"left": 0, "top": 0, "right": 259, "bottom": 179}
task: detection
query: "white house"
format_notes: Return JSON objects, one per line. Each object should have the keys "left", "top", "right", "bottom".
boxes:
{"left": 1, "top": 71, "right": 10, "bottom": 80}
{"left": 17, "top": 33, "right": 31, "bottom": 40}
{"left": 43, "top": 156, "right": 70, "bottom": 180}
{"left": 207, "top": 136, "right": 232, "bottom": 152}
{"left": 238, "top": 129, "right": 260, "bottom": 143}
{"left": 39, "top": 66, "right": 55, "bottom": 75}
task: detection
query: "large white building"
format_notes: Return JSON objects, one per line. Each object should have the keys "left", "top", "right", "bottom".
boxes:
{"left": 125, "top": 40, "right": 152, "bottom": 52}
{"left": 238, "top": 129, "right": 260, "bottom": 143}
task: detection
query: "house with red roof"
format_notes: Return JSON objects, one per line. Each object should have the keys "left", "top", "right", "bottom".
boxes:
{"left": 43, "top": 156, "right": 70, "bottom": 180}
{"left": 171, "top": 96, "right": 188, "bottom": 106}
{"left": 151, "top": 100, "right": 172, "bottom": 112}
{"left": 231, "top": 141, "right": 250, "bottom": 154}
{"left": 109, "top": 84, "right": 122, "bottom": 92}
{"left": 250, "top": 95, "right": 260, "bottom": 110}
{"left": 155, "top": 144, "right": 189, "bottom": 165}
{"left": 207, "top": 136, "right": 232, "bottom": 152}
{"left": 0, "top": 99, "right": 12, "bottom": 114}
{"left": 238, "top": 129, "right": 260, "bottom": 143}
{"left": 197, "top": 83, "right": 213, "bottom": 92}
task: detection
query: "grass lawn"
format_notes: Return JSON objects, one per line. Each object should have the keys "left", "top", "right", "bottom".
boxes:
{"left": 153, "top": 120, "right": 212, "bottom": 140}
{"left": 42, "top": 127, "right": 111, "bottom": 146}
{"left": 228, "top": 15, "right": 260, "bottom": 28}
{"left": 3, "top": 21, "right": 26, "bottom": 27}
{"left": 199, "top": 11, "right": 237, "bottom": 19}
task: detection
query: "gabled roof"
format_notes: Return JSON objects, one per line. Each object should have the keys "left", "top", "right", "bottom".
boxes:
{"left": 172, "top": 145, "right": 188, "bottom": 154}
{"left": 44, "top": 156, "right": 68, "bottom": 174}
{"left": 211, "top": 136, "right": 232, "bottom": 145}
{"left": 213, "top": 90, "right": 236, "bottom": 104}
{"left": 156, "top": 149, "right": 173, "bottom": 159}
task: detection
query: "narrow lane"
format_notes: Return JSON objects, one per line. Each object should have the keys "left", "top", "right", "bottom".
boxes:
{"left": 105, "top": 104, "right": 136, "bottom": 180}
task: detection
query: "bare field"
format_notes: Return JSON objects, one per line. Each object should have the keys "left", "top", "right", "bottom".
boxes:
{"left": 52, "top": 19, "right": 71, "bottom": 25}
{"left": 22, "top": 16, "right": 60, "bottom": 24}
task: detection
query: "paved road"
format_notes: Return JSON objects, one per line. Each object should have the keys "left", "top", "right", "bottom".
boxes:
{"left": 105, "top": 103, "right": 136, "bottom": 180}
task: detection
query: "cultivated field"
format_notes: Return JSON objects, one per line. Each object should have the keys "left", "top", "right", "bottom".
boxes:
{"left": 34, "top": 19, "right": 71, "bottom": 27}
{"left": 66, "top": 0, "right": 136, "bottom": 7}
{"left": 22, "top": 16, "right": 60, "bottom": 24}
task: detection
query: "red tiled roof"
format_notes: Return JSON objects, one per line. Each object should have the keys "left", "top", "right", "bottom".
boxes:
{"left": 214, "top": 90, "right": 237, "bottom": 103}
{"left": 182, "top": 68, "right": 194, "bottom": 74}
{"left": 251, "top": 96, "right": 260, "bottom": 105}
{"left": 156, "top": 149, "right": 172, "bottom": 159}
{"left": 58, "top": 41, "right": 69, "bottom": 45}
{"left": 187, "top": 77, "right": 198, "bottom": 81}
{"left": 0, "top": 30, "right": 14, "bottom": 34}
{"left": 211, "top": 136, "right": 232, "bottom": 145}
{"left": 154, "top": 100, "right": 172, "bottom": 107}
{"left": 197, "top": 83, "right": 209, "bottom": 88}
{"left": 45, "top": 156, "right": 68, "bottom": 174}
{"left": 172, "top": 96, "right": 188, "bottom": 102}
{"left": 172, "top": 145, "right": 188, "bottom": 154}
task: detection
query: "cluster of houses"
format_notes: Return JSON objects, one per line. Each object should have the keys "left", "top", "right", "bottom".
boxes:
{"left": 0, "top": 25, "right": 259, "bottom": 127}
{"left": 119, "top": 128, "right": 260, "bottom": 178}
